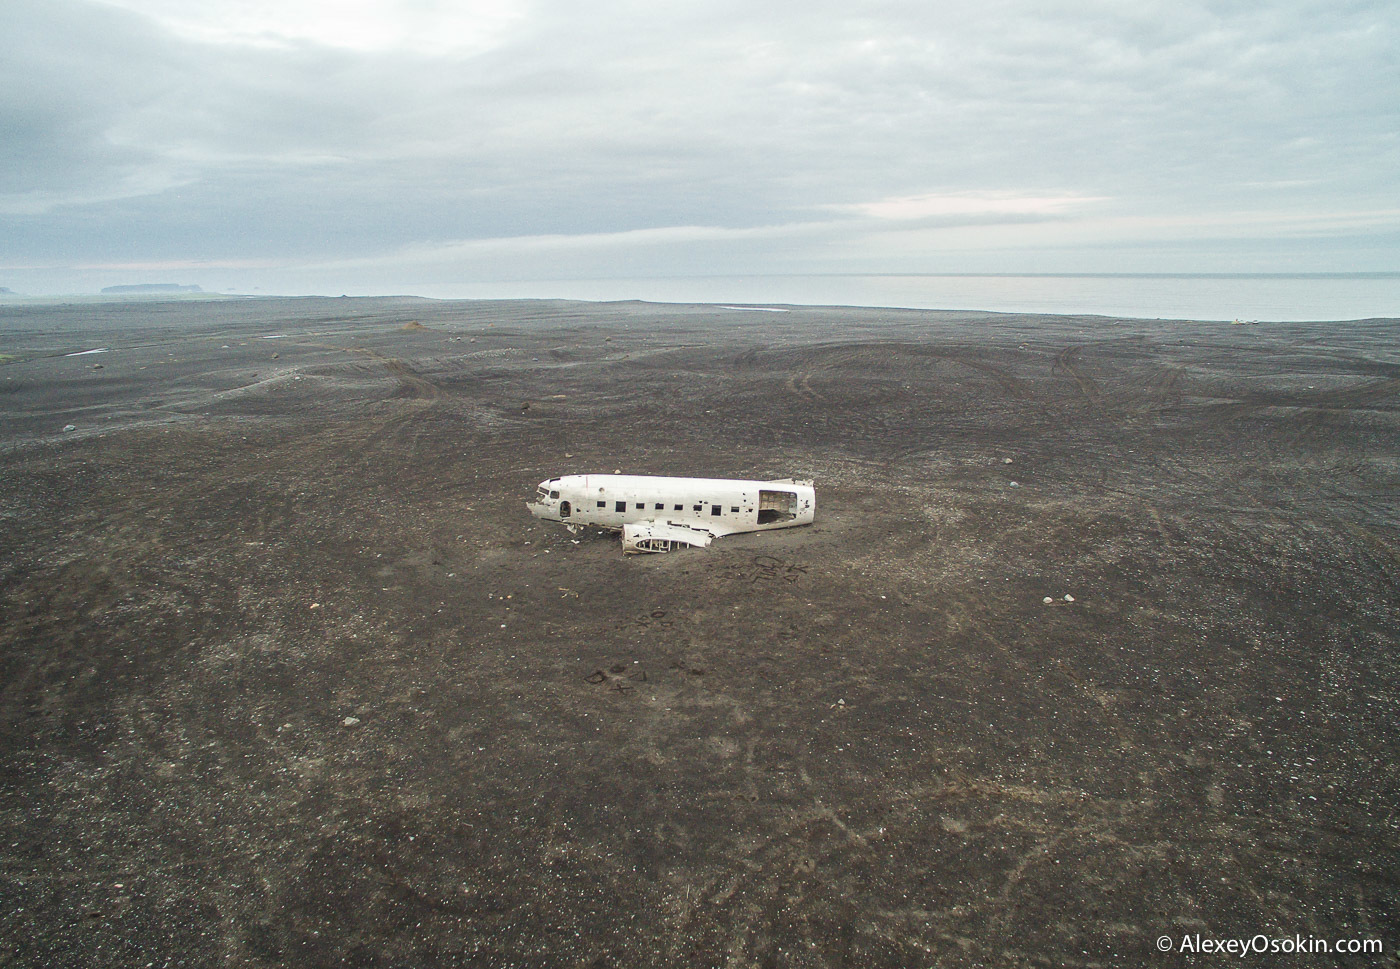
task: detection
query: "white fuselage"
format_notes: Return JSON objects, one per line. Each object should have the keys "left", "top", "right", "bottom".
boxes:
{"left": 527, "top": 474, "right": 815, "bottom": 551}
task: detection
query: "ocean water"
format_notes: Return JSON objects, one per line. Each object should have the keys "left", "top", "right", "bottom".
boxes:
{"left": 428, "top": 274, "right": 1400, "bottom": 322}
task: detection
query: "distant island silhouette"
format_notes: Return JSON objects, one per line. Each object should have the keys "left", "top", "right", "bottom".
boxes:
{"left": 101, "top": 283, "right": 203, "bottom": 294}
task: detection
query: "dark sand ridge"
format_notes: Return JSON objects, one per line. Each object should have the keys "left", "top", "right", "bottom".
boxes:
{"left": 1, "top": 297, "right": 1396, "bottom": 966}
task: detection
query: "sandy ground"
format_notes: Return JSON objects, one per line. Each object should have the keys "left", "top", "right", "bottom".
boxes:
{"left": 1, "top": 296, "right": 1397, "bottom": 967}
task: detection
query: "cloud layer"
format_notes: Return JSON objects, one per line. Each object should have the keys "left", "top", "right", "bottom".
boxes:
{"left": 2, "top": 0, "right": 1396, "bottom": 292}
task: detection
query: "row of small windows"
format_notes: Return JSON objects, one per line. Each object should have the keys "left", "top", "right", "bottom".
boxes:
{"left": 595, "top": 500, "right": 743, "bottom": 514}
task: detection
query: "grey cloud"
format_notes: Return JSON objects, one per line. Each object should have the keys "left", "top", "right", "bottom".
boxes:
{"left": 0, "top": 1, "right": 175, "bottom": 196}
{"left": 2, "top": 0, "right": 1396, "bottom": 288}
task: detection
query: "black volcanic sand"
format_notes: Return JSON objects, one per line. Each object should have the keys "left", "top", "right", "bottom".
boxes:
{"left": 1, "top": 296, "right": 1397, "bottom": 967}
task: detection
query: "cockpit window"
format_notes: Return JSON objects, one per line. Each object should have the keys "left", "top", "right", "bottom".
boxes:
{"left": 550, "top": 490, "right": 559, "bottom": 499}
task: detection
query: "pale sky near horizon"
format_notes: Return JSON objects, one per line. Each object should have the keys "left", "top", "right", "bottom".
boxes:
{"left": 2, "top": 0, "right": 1397, "bottom": 295}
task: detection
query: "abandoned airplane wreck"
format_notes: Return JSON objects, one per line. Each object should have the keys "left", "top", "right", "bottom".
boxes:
{"left": 526, "top": 474, "right": 816, "bottom": 553}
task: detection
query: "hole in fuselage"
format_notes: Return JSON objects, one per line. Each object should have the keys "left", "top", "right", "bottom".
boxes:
{"left": 757, "top": 489, "right": 797, "bottom": 524}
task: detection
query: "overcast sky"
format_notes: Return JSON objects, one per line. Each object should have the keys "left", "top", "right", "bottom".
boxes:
{"left": 2, "top": 0, "right": 1397, "bottom": 295}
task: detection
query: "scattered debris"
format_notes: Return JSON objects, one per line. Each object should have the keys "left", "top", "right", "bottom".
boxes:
{"left": 585, "top": 670, "right": 607, "bottom": 684}
{"left": 1003, "top": 457, "right": 1014, "bottom": 464}
{"left": 1009, "top": 481, "right": 1020, "bottom": 488}
{"left": 1043, "top": 596, "right": 1054, "bottom": 604}
{"left": 62, "top": 424, "right": 76, "bottom": 433}
{"left": 1063, "top": 594, "right": 1075, "bottom": 602}
{"left": 341, "top": 716, "right": 360, "bottom": 728}
{"left": 309, "top": 603, "right": 321, "bottom": 610}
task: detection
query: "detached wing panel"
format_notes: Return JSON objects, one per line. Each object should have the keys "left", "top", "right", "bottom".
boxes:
{"left": 622, "top": 521, "right": 716, "bottom": 554}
